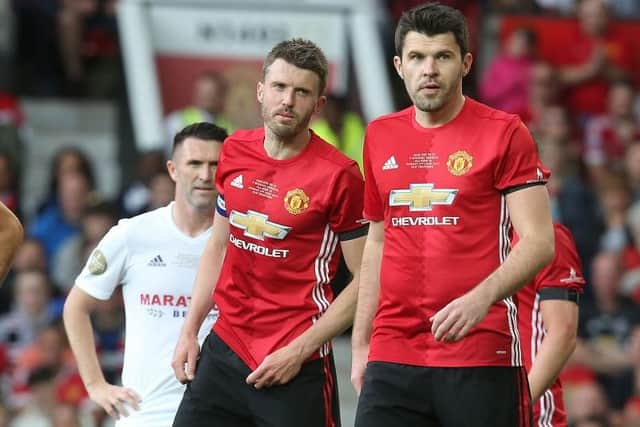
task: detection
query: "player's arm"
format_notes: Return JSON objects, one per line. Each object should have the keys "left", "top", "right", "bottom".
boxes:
{"left": 246, "top": 231, "right": 366, "bottom": 389}
{"left": 350, "top": 220, "right": 383, "bottom": 394}
{"left": 431, "top": 185, "right": 554, "bottom": 341}
{"left": 0, "top": 202, "right": 23, "bottom": 283}
{"left": 172, "top": 211, "right": 229, "bottom": 383}
{"left": 528, "top": 295, "right": 579, "bottom": 401}
{"left": 63, "top": 288, "right": 141, "bottom": 418}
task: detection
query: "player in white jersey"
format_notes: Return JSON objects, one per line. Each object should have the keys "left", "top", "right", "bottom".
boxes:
{"left": 63, "top": 123, "right": 226, "bottom": 426}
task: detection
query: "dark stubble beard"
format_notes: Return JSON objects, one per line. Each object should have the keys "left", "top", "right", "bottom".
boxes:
{"left": 413, "top": 68, "right": 463, "bottom": 113}
{"left": 263, "top": 104, "right": 314, "bottom": 140}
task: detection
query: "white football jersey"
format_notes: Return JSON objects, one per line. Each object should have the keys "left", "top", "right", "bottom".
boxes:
{"left": 76, "top": 203, "right": 217, "bottom": 426}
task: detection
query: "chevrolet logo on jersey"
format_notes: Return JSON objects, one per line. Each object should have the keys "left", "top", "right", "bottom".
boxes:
{"left": 229, "top": 210, "right": 291, "bottom": 241}
{"left": 389, "top": 183, "right": 458, "bottom": 211}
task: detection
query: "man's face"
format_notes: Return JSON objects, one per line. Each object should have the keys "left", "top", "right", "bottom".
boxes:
{"left": 257, "top": 58, "right": 325, "bottom": 140}
{"left": 579, "top": 0, "right": 608, "bottom": 36}
{"left": 168, "top": 137, "right": 221, "bottom": 211}
{"left": 194, "top": 77, "right": 225, "bottom": 114}
{"left": 394, "top": 31, "right": 471, "bottom": 113}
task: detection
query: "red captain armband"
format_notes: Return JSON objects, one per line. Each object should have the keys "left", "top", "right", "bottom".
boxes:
{"left": 538, "top": 288, "right": 580, "bottom": 304}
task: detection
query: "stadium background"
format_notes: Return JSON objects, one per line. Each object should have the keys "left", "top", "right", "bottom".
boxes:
{"left": 1, "top": 0, "right": 640, "bottom": 425}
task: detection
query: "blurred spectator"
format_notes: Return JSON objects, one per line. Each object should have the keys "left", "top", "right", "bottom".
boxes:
{"left": 479, "top": 27, "right": 537, "bottom": 116}
{"left": 0, "top": 404, "right": 8, "bottom": 427}
{"left": 52, "top": 403, "right": 81, "bottom": 427}
{"left": 11, "top": 239, "right": 47, "bottom": 274}
{"left": 572, "top": 416, "right": 611, "bottom": 427}
{"left": 523, "top": 62, "right": 562, "bottom": 135}
{"left": 0, "top": 270, "right": 55, "bottom": 359}
{"left": 573, "top": 251, "right": 640, "bottom": 410}
{"left": 0, "top": 239, "right": 48, "bottom": 314}
{"left": 118, "top": 149, "right": 165, "bottom": 217}
{"left": 565, "top": 380, "right": 611, "bottom": 424}
{"left": 52, "top": 200, "right": 118, "bottom": 292}
{"left": 36, "top": 147, "right": 95, "bottom": 216}
{"left": 11, "top": 366, "right": 58, "bottom": 427}
{"left": 0, "top": 151, "right": 20, "bottom": 216}
{"left": 311, "top": 94, "right": 365, "bottom": 171}
{"left": 538, "top": 133, "right": 602, "bottom": 281}
{"left": 145, "top": 172, "right": 174, "bottom": 213}
{"left": 164, "top": 71, "right": 235, "bottom": 153}
{"left": 9, "top": 322, "right": 87, "bottom": 413}
{"left": 550, "top": 0, "right": 633, "bottom": 117}
{"left": 624, "top": 143, "right": 640, "bottom": 203}
{"left": 621, "top": 203, "right": 640, "bottom": 304}
{"left": 584, "top": 80, "right": 640, "bottom": 182}
{"left": 625, "top": 396, "right": 640, "bottom": 427}
{"left": 57, "top": 0, "right": 119, "bottom": 97}
{"left": 29, "top": 171, "right": 92, "bottom": 267}
{"left": 13, "top": 323, "right": 76, "bottom": 391}
{"left": 595, "top": 172, "right": 632, "bottom": 252}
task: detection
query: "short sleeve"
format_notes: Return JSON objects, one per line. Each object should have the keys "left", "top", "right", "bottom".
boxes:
{"left": 215, "top": 142, "right": 229, "bottom": 196}
{"left": 363, "top": 130, "right": 384, "bottom": 221}
{"left": 75, "top": 220, "right": 130, "bottom": 300}
{"left": 535, "top": 226, "right": 586, "bottom": 298}
{"left": 495, "top": 118, "right": 549, "bottom": 192}
{"left": 329, "top": 162, "right": 367, "bottom": 236}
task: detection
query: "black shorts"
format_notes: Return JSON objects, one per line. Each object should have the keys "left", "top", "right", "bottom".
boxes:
{"left": 172, "top": 333, "right": 341, "bottom": 427}
{"left": 354, "top": 362, "right": 532, "bottom": 427}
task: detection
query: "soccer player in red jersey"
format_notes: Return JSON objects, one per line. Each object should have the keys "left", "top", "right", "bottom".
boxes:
{"left": 0, "top": 201, "right": 23, "bottom": 282}
{"left": 351, "top": 3, "right": 555, "bottom": 426}
{"left": 516, "top": 223, "right": 585, "bottom": 427}
{"left": 171, "top": 39, "right": 367, "bottom": 427}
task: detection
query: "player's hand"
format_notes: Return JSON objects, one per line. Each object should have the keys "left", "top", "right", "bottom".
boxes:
{"left": 87, "top": 381, "right": 141, "bottom": 419}
{"left": 246, "top": 343, "right": 305, "bottom": 389}
{"left": 171, "top": 333, "right": 200, "bottom": 384}
{"left": 430, "top": 291, "right": 491, "bottom": 342}
{"left": 351, "top": 343, "right": 369, "bottom": 395}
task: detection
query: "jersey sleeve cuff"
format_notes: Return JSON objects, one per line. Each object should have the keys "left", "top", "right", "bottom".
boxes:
{"left": 338, "top": 224, "right": 369, "bottom": 241}
{"left": 74, "top": 280, "right": 113, "bottom": 301}
{"left": 501, "top": 181, "right": 546, "bottom": 195}
{"left": 538, "top": 287, "right": 580, "bottom": 304}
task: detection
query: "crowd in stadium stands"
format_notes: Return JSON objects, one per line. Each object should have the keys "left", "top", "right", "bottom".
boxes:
{"left": 1, "top": 0, "right": 640, "bottom": 425}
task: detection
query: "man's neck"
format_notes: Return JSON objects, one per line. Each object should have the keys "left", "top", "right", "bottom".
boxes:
{"left": 414, "top": 93, "right": 466, "bottom": 128}
{"left": 172, "top": 201, "right": 213, "bottom": 237}
{"left": 263, "top": 128, "right": 311, "bottom": 160}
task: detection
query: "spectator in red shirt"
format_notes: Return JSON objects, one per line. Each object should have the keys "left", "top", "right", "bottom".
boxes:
{"left": 584, "top": 80, "right": 640, "bottom": 182}
{"left": 551, "top": 0, "right": 633, "bottom": 117}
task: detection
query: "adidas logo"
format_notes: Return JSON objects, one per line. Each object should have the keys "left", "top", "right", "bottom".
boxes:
{"left": 382, "top": 155, "right": 399, "bottom": 170}
{"left": 230, "top": 175, "right": 243, "bottom": 189}
{"left": 147, "top": 255, "right": 166, "bottom": 267}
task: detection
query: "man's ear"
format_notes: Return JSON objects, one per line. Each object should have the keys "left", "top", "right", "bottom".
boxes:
{"left": 393, "top": 56, "right": 404, "bottom": 79}
{"left": 257, "top": 81, "right": 264, "bottom": 104}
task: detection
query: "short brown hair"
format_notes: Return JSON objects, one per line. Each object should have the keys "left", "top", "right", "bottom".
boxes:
{"left": 262, "top": 38, "right": 328, "bottom": 95}
{"left": 395, "top": 3, "right": 469, "bottom": 57}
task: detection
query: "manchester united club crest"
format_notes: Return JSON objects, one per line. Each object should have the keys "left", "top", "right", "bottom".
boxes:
{"left": 446, "top": 150, "right": 473, "bottom": 176}
{"left": 284, "top": 188, "right": 310, "bottom": 215}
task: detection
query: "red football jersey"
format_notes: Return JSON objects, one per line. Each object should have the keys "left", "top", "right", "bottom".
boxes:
{"left": 213, "top": 129, "right": 366, "bottom": 370}
{"left": 515, "top": 223, "right": 585, "bottom": 426}
{"left": 364, "top": 98, "right": 549, "bottom": 367}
